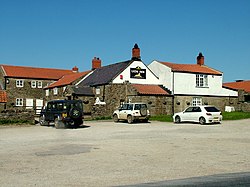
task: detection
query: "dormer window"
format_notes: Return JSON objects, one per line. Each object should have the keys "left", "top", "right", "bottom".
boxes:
{"left": 196, "top": 74, "right": 208, "bottom": 87}
{"left": 16, "top": 80, "right": 24, "bottom": 87}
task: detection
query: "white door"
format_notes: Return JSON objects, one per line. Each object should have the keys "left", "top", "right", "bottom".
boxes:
{"left": 26, "top": 99, "right": 34, "bottom": 109}
{"left": 36, "top": 99, "right": 44, "bottom": 114}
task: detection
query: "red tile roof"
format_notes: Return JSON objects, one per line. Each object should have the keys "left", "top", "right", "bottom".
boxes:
{"left": 223, "top": 80, "right": 250, "bottom": 93}
{"left": 132, "top": 84, "right": 169, "bottom": 95}
{"left": 0, "top": 90, "right": 7, "bottom": 103}
{"left": 160, "top": 62, "right": 222, "bottom": 75}
{"left": 46, "top": 71, "right": 91, "bottom": 89}
{"left": 1, "top": 65, "right": 75, "bottom": 80}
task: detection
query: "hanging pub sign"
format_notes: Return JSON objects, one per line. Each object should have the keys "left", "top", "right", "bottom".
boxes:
{"left": 130, "top": 66, "right": 146, "bottom": 79}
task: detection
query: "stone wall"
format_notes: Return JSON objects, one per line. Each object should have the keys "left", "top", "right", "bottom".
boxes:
{"left": 4, "top": 77, "right": 53, "bottom": 109}
{"left": 0, "top": 110, "right": 35, "bottom": 123}
{"left": 90, "top": 83, "right": 172, "bottom": 117}
{"left": 173, "top": 95, "right": 238, "bottom": 113}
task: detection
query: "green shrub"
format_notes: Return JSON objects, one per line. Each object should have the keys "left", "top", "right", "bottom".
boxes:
{"left": 222, "top": 112, "right": 250, "bottom": 120}
{"left": 0, "top": 119, "right": 32, "bottom": 125}
{"left": 150, "top": 115, "right": 173, "bottom": 122}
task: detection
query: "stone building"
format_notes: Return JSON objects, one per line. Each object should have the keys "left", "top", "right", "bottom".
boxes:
{"left": 223, "top": 80, "right": 250, "bottom": 112}
{"left": 0, "top": 64, "right": 80, "bottom": 113}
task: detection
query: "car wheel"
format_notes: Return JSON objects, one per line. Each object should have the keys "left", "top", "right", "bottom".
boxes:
{"left": 69, "top": 107, "right": 81, "bottom": 119}
{"left": 39, "top": 115, "right": 48, "bottom": 126}
{"left": 140, "top": 108, "right": 147, "bottom": 116}
{"left": 199, "top": 117, "right": 206, "bottom": 125}
{"left": 55, "top": 118, "right": 66, "bottom": 129}
{"left": 113, "top": 114, "right": 119, "bottom": 122}
{"left": 127, "top": 115, "right": 133, "bottom": 124}
{"left": 175, "top": 116, "right": 181, "bottom": 123}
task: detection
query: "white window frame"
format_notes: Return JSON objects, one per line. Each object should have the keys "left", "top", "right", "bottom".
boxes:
{"left": 63, "top": 86, "right": 67, "bottom": 92}
{"left": 31, "top": 80, "right": 36, "bottom": 88}
{"left": 37, "top": 81, "right": 43, "bottom": 88}
{"left": 192, "top": 97, "right": 202, "bottom": 106}
{"left": 46, "top": 89, "right": 49, "bottom": 96}
{"left": 16, "top": 98, "right": 24, "bottom": 106}
{"left": 16, "top": 80, "right": 24, "bottom": 87}
{"left": 53, "top": 87, "right": 58, "bottom": 95}
{"left": 96, "top": 87, "right": 100, "bottom": 95}
{"left": 196, "top": 74, "right": 208, "bottom": 87}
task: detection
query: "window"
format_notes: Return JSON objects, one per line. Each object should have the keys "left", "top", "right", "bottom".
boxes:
{"left": 16, "top": 80, "right": 24, "bottom": 87}
{"left": 63, "top": 86, "right": 66, "bottom": 91}
{"left": 96, "top": 87, "right": 100, "bottom": 95}
{"left": 53, "top": 87, "right": 58, "bottom": 95}
{"left": 37, "top": 81, "right": 43, "bottom": 88}
{"left": 46, "top": 89, "right": 49, "bottom": 96}
{"left": 196, "top": 74, "right": 208, "bottom": 87}
{"left": 192, "top": 97, "right": 202, "bottom": 106}
{"left": 31, "top": 80, "right": 36, "bottom": 88}
{"left": 16, "top": 98, "right": 23, "bottom": 106}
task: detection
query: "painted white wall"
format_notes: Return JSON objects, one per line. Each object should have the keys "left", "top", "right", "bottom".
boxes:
{"left": 148, "top": 60, "right": 172, "bottom": 89}
{"left": 148, "top": 60, "right": 238, "bottom": 97}
{"left": 174, "top": 73, "right": 237, "bottom": 96}
{"left": 112, "top": 60, "right": 160, "bottom": 84}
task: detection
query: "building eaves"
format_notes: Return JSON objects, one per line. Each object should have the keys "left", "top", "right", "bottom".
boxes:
{"left": 132, "top": 84, "right": 170, "bottom": 96}
{"left": 160, "top": 62, "right": 222, "bottom": 75}
{"left": 223, "top": 80, "right": 250, "bottom": 93}
{"left": 1, "top": 64, "right": 74, "bottom": 80}
{"left": 46, "top": 71, "right": 91, "bottom": 89}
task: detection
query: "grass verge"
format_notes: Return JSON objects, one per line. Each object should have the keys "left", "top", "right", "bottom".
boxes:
{"left": 150, "top": 112, "right": 250, "bottom": 122}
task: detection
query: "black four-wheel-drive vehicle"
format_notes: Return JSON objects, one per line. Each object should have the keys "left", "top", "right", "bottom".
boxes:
{"left": 39, "top": 100, "right": 83, "bottom": 129}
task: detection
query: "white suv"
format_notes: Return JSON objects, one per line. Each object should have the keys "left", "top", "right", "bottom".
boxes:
{"left": 113, "top": 103, "right": 150, "bottom": 124}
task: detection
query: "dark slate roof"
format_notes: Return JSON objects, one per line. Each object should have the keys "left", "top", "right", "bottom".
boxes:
{"left": 72, "top": 86, "right": 94, "bottom": 96}
{"left": 78, "top": 60, "right": 131, "bottom": 86}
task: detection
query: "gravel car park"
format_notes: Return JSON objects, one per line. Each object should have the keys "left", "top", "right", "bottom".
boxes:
{"left": 0, "top": 119, "right": 250, "bottom": 186}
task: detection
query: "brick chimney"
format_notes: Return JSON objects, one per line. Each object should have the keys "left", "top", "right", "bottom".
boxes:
{"left": 72, "top": 66, "right": 79, "bottom": 73}
{"left": 131, "top": 43, "right": 141, "bottom": 60}
{"left": 197, "top": 52, "right": 204, "bottom": 65}
{"left": 92, "top": 57, "right": 101, "bottom": 70}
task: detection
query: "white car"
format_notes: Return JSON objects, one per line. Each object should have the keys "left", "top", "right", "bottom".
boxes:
{"left": 113, "top": 103, "right": 150, "bottom": 124}
{"left": 173, "top": 105, "right": 222, "bottom": 125}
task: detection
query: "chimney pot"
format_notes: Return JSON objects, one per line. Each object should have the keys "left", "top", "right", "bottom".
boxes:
{"left": 92, "top": 57, "right": 102, "bottom": 70}
{"left": 72, "top": 66, "right": 79, "bottom": 72}
{"left": 197, "top": 52, "right": 204, "bottom": 65}
{"left": 132, "top": 43, "right": 141, "bottom": 60}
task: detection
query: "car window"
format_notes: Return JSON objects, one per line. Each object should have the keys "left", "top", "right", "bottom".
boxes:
{"left": 205, "top": 107, "right": 220, "bottom": 112}
{"left": 57, "top": 103, "right": 64, "bottom": 111}
{"left": 120, "top": 104, "right": 128, "bottom": 110}
{"left": 185, "top": 107, "right": 193, "bottom": 112}
{"left": 193, "top": 107, "right": 201, "bottom": 112}
{"left": 134, "top": 104, "right": 141, "bottom": 110}
{"left": 141, "top": 104, "right": 147, "bottom": 109}
{"left": 128, "top": 104, "right": 133, "bottom": 110}
{"left": 47, "top": 103, "right": 52, "bottom": 110}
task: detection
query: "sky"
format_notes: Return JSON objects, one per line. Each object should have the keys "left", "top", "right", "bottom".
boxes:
{"left": 0, "top": 0, "right": 249, "bottom": 82}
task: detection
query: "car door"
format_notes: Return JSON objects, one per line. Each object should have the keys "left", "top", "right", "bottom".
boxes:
{"left": 119, "top": 104, "right": 128, "bottom": 120}
{"left": 182, "top": 107, "right": 194, "bottom": 121}
{"left": 189, "top": 107, "right": 202, "bottom": 122}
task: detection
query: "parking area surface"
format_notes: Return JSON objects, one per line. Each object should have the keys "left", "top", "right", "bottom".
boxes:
{"left": 0, "top": 119, "right": 250, "bottom": 187}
